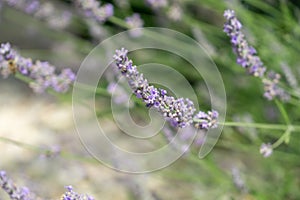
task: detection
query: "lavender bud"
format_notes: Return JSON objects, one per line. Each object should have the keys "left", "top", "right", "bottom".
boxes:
{"left": 263, "top": 71, "right": 290, "bottom": 101}
{"left": 193, "top": 110, "right": 218, "bottom": 130}
{"left": 259, "top": 143, "right": 273, "bottom": 157}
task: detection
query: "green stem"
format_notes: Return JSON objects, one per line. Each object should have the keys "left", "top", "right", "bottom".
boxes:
{"left": 109, "top": 16, "right": 130, "bottom": 29}
{"left": 74, "top": 82, "right": 111, "bottom": 97}
{"left": 272, "top": 126, "right": 293, "bottom": 148}
{"left": 219, "top": 121, "right": 300, "bottom": 131}
{"left": 15, "top": 73, "right": 32, "bottom": 83}
{"left": 275, "top": 99, "right": 291, "bottom": 125}
{"left": 0, "top": 136, "right": 40, "bottom": 152}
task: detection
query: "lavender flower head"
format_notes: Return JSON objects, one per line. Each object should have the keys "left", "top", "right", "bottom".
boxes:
{"left": 0, "top": 171, "right": 35, "bottom": 200}
{"left": 263, "top": 71, "right": 290, "bottom": 101}
{"left": 75, "top": 0, "right": 113, "bottom": 23}
{"left": 223, "top": 9, "right": 289, "bottom": 101}
{"left": 3, "top": 0, "right": 72, "bottom": 29}
{"left": 259, "top": 143, "right": 273, "bottom": 157}
{"left": 223, "top": 10, "right": 266, "bottom": 77}
{"left": 193, "top": 110, "right": 218, "bottom": 130}
{"left": 146, "top": 0, "right": 168, "bottom": 9}
{"left": 167, "top": 4, "right": 182, "bottom": 21}
{"left": 61, "top": 186, "right": 94, "bottom": 200}
{"left": 0, "top": 42, "right": 75, "bottom": 93}
{"left": 125, "top": 13, "right": 144, "bottom": 37}
{"left": 113, "top": 48, "right": 218, "bottom": 130}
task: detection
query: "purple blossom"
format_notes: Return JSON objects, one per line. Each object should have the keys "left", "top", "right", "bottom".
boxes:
{"left": 223, "top": 9, "right": 290, "bottom": 101}
{"left": 61, "top": 185, "right": 94, "bottom": 200}
{"left": 0, "top": 171, "right": 35, "bottom": 200}
{"left": 146, "top": 0, "right": 168, "bottom": 9}
{"left": 3, "top": 0, "right": 72, "bottom": 29}
{"left": 113, "top": 48, "right": 218, "bottom": 130}
{"left": 0, "top": 42, "right": 75, "bottom": 93}
{"left": 223, "top": 10, "right": 266, "bottom": 77}
{"left": 125, "top": 13, "right": 144, "bottom": 37}
{"left": 24, "top": 0, "right": 40, "bottom": 14}
{"left": 167, "top": 4, "right": 182, "bottom": 21}
{"left": 193, "top": 110, "right": 219, "bottom": 130}
{"left": 263, "top": 71, "right": 290, "bottom": 101}
{"left": 75, "top": 0, "right": 114, "bottom": 24}
{"left": 259, "top": 143, "right": 273, "bottom": 157}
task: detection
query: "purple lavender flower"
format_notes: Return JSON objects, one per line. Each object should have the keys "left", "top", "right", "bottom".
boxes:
{"left": 259, "top": 143, "right": 273, "bottom": 157}
{"left": 0, "top": 171, "right": 35, "bottom": 200}
{"left": 193, "top": 110, "right": 218, "bottom": 130}
{"left": 223, "top": 9, "right": 290, "bottom": 101}
{"left": 3, "top": 0, "right": 72, "bottom": 29}
{"left": 167, "top": 4, "right": 182, "bottom": 21}
{"left": 146, "top": 0, "right": 168, "bottom": 9}
{"left": 75, "top": 0, "right": 114, "bottom": 24}
{"left": 0, "top": 42, "right": 75, "bottom": 93}
{"left": 61, "top": 185, "right": 94, "bottom": 200}
{"left": 263, "top": 71, "right": 290, "bottom": 101}
{"left": 223, "top": 10, "right": 266, "bottom": 77}
{"left": 24, "top": 0, "right": 40, "bottom": 14}
{"left": 113, "top": 48, "right": 218, "bottom": 130}
{"left": 125, "top": 13, "right": 144, "bottom": 37}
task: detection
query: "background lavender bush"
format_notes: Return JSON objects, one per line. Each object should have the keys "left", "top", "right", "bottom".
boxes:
{"left": 0, "top": 0, "right": 300, "bottom": 199}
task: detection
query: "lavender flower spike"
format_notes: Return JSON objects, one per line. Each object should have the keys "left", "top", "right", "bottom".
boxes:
{"left": 75, "top": 0, "right": 114, "bottom": 24}
{"left": 0, "top": 171, "right": 35, "bottom": 200}
{"left": 0, "top": 42, "right": 75, "bottom": 93}
{"left": 223, "top": 9, "right": 289, "bottom": 101}
{"left": 125, "top": 13, "right": 144, "bottom": 37}
{"left": 113, "top": 48, "right": 218, "bottom": 130}
{"left": 223, "top": 10, "right": 266, "bottom": 77}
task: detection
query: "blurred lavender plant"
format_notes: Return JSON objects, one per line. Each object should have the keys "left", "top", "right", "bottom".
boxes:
{"left": 281, "top": 63, "right": 300, "bottom": 96}
{"left": 0, "top": 171, "right": 35, "bottom": 200}
{"left": 167, "top": 3, "right": 182, "bottom": 21}
{"left": 113, "top": 48, "right": 218, "bottom": 130}
{"left": 125, "top": 13, "right": 144, "bottom": 37}
{"left": 2, "top": 0, "right": 72, "bottom": 29}
{"left": 231, "top": 167, "right": 248, "bottom": 193}
{"left": 146, "top": 0, "right": 168, "bottom": 9}
{"left": 75, "top": 0, "right": 113, "bottom": 24}
{"left": 223, "top": 9, "right": 289, "bottom": 101}
{"left": 61, "top": 186, "right": 94, "bottom": 200}
{"left": 0, "top": 171, "right": 94, "bottom": 200}
{"left": 107, "top": 81, "right": 132, "bottom": 106}
{"left": 0, "top": 42, "right": 75, "bottom": 93}
{"left": 145, "top": 0, "right": 182, "bottom": 22}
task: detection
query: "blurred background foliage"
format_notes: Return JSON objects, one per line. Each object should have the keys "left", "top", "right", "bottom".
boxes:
{"left": 0, "top": 0, "right": 300, "bottom": 199}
